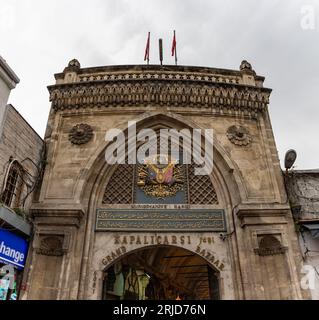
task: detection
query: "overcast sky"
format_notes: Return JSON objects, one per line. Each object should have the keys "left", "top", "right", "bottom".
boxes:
{"left": 1, "top": 0, "right": 318, "bottom": 169}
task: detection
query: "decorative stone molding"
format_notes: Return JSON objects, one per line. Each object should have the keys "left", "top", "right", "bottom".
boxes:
{"left": 37, "top": 236, "right": 64, "bottom": 256}
{"left": 226, "top": 125, "right": 252, "bottom": 146}
{"left": 48, "top": 66, "right": 271, "bottom": 119}
{"left": 30, "top": 206, "right": 85, "bottom": 228}
{"left": 235, "top": 204, "right": 290, "bottom": 227}
{"left": 240, "top": 60, "right": 254, "bottom": 73}
{"left": 64, "top": 58, "right": 81, "bottom": 72}
{"left": 33, "top": 229, "right": 71, "bottom": 256}
{"left": 69, "top": 123, "right": 93, "bottom": 145}
{"left": 254, "top": 235, "right": 288, "bottom": 256}
{"left": 78, "top": 71, "right": 242, "bottom": 84}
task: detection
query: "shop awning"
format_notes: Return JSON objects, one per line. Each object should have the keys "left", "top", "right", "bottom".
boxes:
{"left": 0, "top": 205, "right": 31, "bottom": 236}
{"left": 301, "top": 223, "right": 319, "bottom": 239}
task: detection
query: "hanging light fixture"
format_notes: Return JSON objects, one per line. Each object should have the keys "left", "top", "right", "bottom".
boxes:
{"left": 284, "top": 149, "right": 297, "bottom": 171}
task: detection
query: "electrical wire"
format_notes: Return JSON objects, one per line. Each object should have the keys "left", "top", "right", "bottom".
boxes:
{"left": 0, "top": 143, "right": 46, "bottom": 211}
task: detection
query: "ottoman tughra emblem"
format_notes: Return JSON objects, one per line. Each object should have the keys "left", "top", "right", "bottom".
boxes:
{"left": 227, "top": 125, "right": 252, "bottom": 146}
{"left": 137, "top": 155, "right": 184, "bottom": 199}
{"left": 69, "top": 123, "right": 93, "bottom": 145}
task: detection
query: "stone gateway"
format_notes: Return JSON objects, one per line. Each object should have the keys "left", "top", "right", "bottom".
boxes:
{"left": 21, "top": 60, "right": 309, "bottom": 300}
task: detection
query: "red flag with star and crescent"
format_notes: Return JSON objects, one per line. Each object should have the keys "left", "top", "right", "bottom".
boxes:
{"left": 171, "top": 31, "right": 176, "bottom": 57}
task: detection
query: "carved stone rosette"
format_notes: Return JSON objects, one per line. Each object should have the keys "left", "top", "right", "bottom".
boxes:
{"left": 226, "top": 125, "right": 252, "bottom": 146}
{"left": 69, "top": 123, "right": 93, "bottom": 145}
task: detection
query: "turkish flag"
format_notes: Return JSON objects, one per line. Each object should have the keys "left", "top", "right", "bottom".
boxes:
{"left": 144, "top": 32, "right": 150, "bottom": 61}
{"left": 171, "top": 31, "right": 176, "bottom": 57}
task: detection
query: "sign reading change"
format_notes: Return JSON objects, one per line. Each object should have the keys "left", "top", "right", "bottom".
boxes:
{"left": 0, "top": 229, "right": 29, "bottom": 269}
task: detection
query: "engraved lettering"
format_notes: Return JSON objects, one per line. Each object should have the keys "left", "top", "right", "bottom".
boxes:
{"left": 114, "top": 235, "right": 120, "bottom": 244}
{"left": 171, "top": 235, "right": 177, "bottom": 244}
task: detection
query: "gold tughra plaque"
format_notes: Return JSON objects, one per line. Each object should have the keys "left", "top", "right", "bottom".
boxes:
{"left": 137, "top": 155, "right": 184, "bottom": 199}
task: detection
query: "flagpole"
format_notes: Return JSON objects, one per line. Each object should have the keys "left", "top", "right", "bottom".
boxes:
{"left": 144, "top": 32, "right": 150, "bottom": 65}
{"left": 174, "top": 30, "right": 177, "bottom": 66}
{"left": 159, "top": 38, "right": 163, "bottom": 66}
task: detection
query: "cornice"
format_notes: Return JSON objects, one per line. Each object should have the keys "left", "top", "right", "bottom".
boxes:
{"left": 48, "top": 78, "right": 271, "bottom": 119}
{"left": 0, "top": 55, "right": 20, "bottom": 88}
{"left": 30, "top": 204, "right": 85, "bottom": 228}
{"left": 235, "top": 203, "right": 291, "bottom": 227}
{"left": 54, "top": 64, "right": 265, "bottom": 81}
{"left": 47, "top": 62, "right": 272, "bottom": 119}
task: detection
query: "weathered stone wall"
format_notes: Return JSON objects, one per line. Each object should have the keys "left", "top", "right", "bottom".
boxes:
{"left": 37, "top": 111, "right": 284, "bottom": 204}
{"left": 285, "top": 171, "right": 319, "bottom": 220}
{"left": 0, "top": 104, "right": 43, "bottom": 210}
{"left": 285, "top": 171, "right": 319, "bottom": 299}
{"left": 0, "top": 80, "right": 10, "bottom": 110}
{"left": 23, "top": 62, "right": 308, "bottom": 300}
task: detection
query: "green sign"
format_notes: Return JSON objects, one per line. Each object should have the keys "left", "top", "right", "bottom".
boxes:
{"left": 96, "top": 209, "right": 226, "bottom": 232}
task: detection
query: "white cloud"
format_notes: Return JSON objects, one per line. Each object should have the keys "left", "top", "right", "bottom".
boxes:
{"left": 1, "top": 0, "right": 318, "bottom": 169}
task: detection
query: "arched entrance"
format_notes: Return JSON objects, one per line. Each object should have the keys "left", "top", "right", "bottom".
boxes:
{"left": 102, "top": 246, "right": 220, "bottom": 300}
{"left": 81, "top": 113, "right": 239, "bottom": 300}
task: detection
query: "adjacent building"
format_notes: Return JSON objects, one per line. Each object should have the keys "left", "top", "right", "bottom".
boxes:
{"left": 0, "top": 56, "right": 43, "bottom": 300}
{"left": 0, "top": 56, "right": 20, "bottom": 133}
{"left": 285, "top": 169, "right": 319, "bottom": 299}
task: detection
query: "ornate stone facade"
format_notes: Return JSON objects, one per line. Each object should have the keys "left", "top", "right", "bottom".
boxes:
{"left": 48, "top": 65, "right": 270, "bottom": 120}
{"left": 21, "top": 60, "right": 309, "bottom": 300}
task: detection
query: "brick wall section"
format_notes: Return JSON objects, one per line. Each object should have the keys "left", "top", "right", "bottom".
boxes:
{"left": 285, "top": 171, "right": 319, "bottom": 299}
{"left": 285, "top": 171, "right": 319, "bottom": 220}
{"left": 0, "top": 104, "right": 43, "bottom": 210}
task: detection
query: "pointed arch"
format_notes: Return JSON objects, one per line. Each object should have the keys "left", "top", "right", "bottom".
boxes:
{"left": 76, "top": 111, "right": 247, "bottom": 209}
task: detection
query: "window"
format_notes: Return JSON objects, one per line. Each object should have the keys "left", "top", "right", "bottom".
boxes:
{"left": 1, "top": 161, "right": 24, "bottom": 208}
